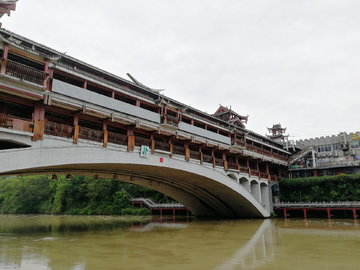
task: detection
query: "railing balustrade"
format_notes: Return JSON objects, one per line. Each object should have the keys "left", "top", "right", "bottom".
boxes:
{"left": 5, "top": 60, "right": 46, "bottom": 86}
{"left": 44, "top": 121, "right": 73, "bottom": 138}
{"left": 202, "top": 154, "right": 212, "bottom": 164}
{"left": 239, "top": 165, "right": 249, "bottom": 174}
{"left": 107, "top": 132, "right": 127, "bottom": 146}
{"left": 78, "top": 126, "right": 103, "bottom": 142}
{"left": 189, "top": 150, "right": 200, "bottom": 160}
{"left": 250, "top": 169, "right": 259, "bottom": 176}
{"left": 135, "top": 136, "right": 151, "bottom": 147}
{"left": 274, "top": 201, "right": 360, "bottom": 208}
{"left": 154, "top": 140, "right": 170, "bottom": 151}
{"left": 215, "top": 158, "right": 223, "bottom": 166}
{"left": 164, "top": 114, "right": 178, "bottom": 127}
{"left": 172, "top": 145, "right": 185, "bottom": 155}
{"left": 235, "top": 139, "right": 246, "bottom": 146}
{"left": 227, "top": 161, "right": 237, "bottom": 170}
{"left": 0, "top": 113, "right": 33, "bottom": 132}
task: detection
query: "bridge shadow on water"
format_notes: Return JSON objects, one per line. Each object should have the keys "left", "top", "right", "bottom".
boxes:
{"left": 0, "top": 215, "right": 275, "bottom": 270}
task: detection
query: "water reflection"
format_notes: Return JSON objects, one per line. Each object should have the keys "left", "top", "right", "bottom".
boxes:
{"left": 1, "top": 215, "right": 360, "bottom": 270}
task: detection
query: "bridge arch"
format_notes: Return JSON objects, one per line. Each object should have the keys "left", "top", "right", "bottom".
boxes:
{"left": 0, "top": 140, "right": 270, "bottom": 218}
{"left": 227, "top": 173, "right": 238, "bottom": 182}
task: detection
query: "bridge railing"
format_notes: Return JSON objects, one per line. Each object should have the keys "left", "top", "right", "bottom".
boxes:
{"left": 154, "top": 140, "right": 170, "bottom": 152}
{"left": 78, "top": 126, "right": 103, "bottom": 142}
{"left": 135, "top": 136, "right": 151, "bottom": 147}
{"left": 274, "top": 201, "right": 360, "bottom": 208}
{"left": 189, "top": 149, "right": 200, "bottom": 160}
{"left": 0, "top": 113, "right": 33, "bottom": 132}
{"left": 227, "top": 161, "right": 238, "bottom": 170}
{"left": 107, "top": 132, "right": 127, "bottom": 146}
{"left": 44, "top": 121, "right": 73, "bottom": 138}
{"left": 130, "top": 197, "right": 186, "bottom": 208}
{"left": 3, "top": 117, "right": 277, "bottom": 181}
{"left": 3, "top": 59, "right": 47, "bottom": 86}
{"left": 202, "top": 154, "right": 212, "bottom": 164}
{"left": 172, "top": 144, "right": 185, "bottom": 156}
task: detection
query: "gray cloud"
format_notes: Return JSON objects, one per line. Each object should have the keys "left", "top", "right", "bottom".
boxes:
{"left": 3, "top": 0, "right": 360, "bottom": 139}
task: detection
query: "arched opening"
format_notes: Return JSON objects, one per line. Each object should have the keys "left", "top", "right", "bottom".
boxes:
{"left": 227, "top": 173, "right": 238, "bottom": 183}
{"left": 239, "top": 177, "right": 250, "bottom": 191}
{"left": 250, "top": 180, "right": 260, "bottom": 201}
{"left": 260, "top": 182, "right": 270, "bottom": 212}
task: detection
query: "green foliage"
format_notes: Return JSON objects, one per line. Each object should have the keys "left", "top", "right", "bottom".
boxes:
{"left": 0, "top": 175, "right": 173, "bottom": 215}
{"left": 279, "top": 173, "right": 360, "bottom": 202}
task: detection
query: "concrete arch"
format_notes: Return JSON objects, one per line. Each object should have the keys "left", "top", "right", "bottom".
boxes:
{"left": 0, "top": 144, "right": 270, "bottom": 218}
{"left": 227, "top": 173, "right": 238, "bottom": 183}
{"left": 260, "top": 182, "right": 271, "bottom": 212}
{"left": 250, "top": 180, "right": 260, "bottom": 202}
{"left": 239, "top": 177, "right": 250, "bottom": 192}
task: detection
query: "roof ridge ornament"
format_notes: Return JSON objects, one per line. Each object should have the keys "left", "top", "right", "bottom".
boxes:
{"left": 126, "top": 73, "right": 165, "bottom": 92}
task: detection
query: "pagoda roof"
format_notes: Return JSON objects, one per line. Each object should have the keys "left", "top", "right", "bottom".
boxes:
{"left": 267, "top": 123, "right": 287, "bottom": 132}
{"left": 213, "top": 105, "right": 248, "bottom": 128}
{"left": 0, "top": 0, "right": 18, "bottom": 19}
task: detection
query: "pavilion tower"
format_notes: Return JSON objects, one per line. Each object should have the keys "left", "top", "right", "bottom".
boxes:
{"left": 266, "top": 123, "right": 289, "bottom": 143}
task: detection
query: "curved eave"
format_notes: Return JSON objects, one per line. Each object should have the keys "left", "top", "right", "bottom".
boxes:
{"left": 0, "top": 34, "right": 61, "bottom": 63}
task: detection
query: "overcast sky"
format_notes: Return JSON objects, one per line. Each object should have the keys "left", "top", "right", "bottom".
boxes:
{"left": 2, "top": 0, "right": 360, "bottom": 141}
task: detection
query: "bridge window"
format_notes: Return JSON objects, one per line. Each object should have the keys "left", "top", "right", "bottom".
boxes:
{"left": 194, "top": 121, "right": 205, "bottom": 129}
{"left": 219, "top": 130, "right": 229, "bottom": 137}
{"left": 87, "top": 83, "right": 112, "bottom": 97}
{"left": 207, "top": 126, "right": 217, "bottom": 133}
{"left": 114, "top": 93, "right": 136, "bottom": 106}
{"left": 107, "top": 125, "right": 127, "bottom": 135}
{"left": 78, "top": 119, "right": 102, "bottom": 130}
{"left": 8, "top": 52, "right": 44, "bottom": 72}
{"left": 181, "top": 117, "right": 191, "bottom": 124}
{"left": 1, "top": 101, "right": 33, "bottom": 119}
{"left": 45, "top": 111, "right": 72, "bottom": 125}
{"left": 350, "top": 141, "right": 360, "bottom": 149}
{"left": 140, "top": 102, "right": 158, "bottom": 113}
{"left": 53, "top": 72, "right": 84, "bottom": 88}
{"left": 317, "top": 144, "right": 332, "bottom": 152}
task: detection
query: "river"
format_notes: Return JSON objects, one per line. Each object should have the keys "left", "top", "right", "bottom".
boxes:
{"left": 0, "top": 215, "right": 359, "bottom": 270}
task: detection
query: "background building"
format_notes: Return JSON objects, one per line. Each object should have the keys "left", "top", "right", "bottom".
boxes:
{"left": 288, "top": 131, "right": 360, "bottom": 177}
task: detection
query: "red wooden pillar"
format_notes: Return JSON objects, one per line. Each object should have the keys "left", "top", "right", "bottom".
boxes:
{"left": 327, "top": 208, "right": 331, "bottom": 219}
{"left": 303, "top": 209, "right": 307, "bottom": 218}
{"left": 0, "top": 44, "right": 8, "bottom": 74}
{"left": 173, "top": 208, "right": 175, "bottom": 216}
{"left": 283, "top": 208, "right": 287, "bottom": 217}
{"left": 103, "top": 121, "right": 108, "bottom": 148}
{"left": 33, "top": 104, "right": 45, "bottom": 121}
{"left": 353, "top": 208, "right": 357, "bottom": 219}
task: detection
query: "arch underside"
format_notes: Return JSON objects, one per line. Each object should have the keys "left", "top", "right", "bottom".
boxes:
{"left": 0, "top": 146, "right": 269, "bottom": 218}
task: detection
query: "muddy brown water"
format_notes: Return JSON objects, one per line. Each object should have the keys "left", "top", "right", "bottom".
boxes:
{"left": 0, "top": 215, "right": 359, "bottom": 270}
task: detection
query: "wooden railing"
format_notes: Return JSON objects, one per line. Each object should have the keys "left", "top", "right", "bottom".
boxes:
{"left": 154, "top": 141, "right": 170, "bottom": 152}
{"left": 44, "top": 121, "right": 73, "bottom": 138}
{"left": 0, "top": 113, "right": 33, "bottom": 132}
{"left": 172, "top": 145, "right": 185, "bottom": 155}
{"left": 0, "top": 115, "right": 280, "bottom": 177}
{"left": 78, "top": 126, "right": 103, "bottom": 142}
{"left": 4, "top": 59, "right": 47, "bottom": 86}
{"left": 135, "top": 136, "right": 151, "bottom": 147}
{"left": 107, "top": 132, "right": 127, "bottom": 146}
